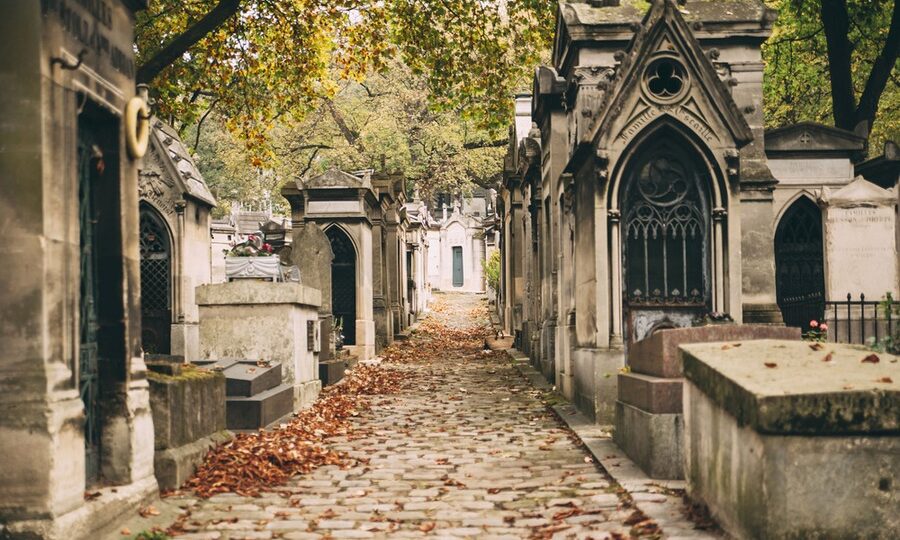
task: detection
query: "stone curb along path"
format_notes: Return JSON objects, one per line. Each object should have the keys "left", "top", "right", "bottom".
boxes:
{"left": 505, "top": 349, "right": 722, "bottom": 540}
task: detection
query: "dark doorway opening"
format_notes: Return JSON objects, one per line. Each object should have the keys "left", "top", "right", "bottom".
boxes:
{"left": 327, "top": 226, "right": 357, "bottom": 345}
{"left": 452, "top": 246, "right": 464, "bottom": 287}
{"left": 139, "top": 204, "right": 172, "bottom": 354}
{"left": 775, "top": 197, "right": 825, "bottom": 328}
{"left": 621, "top": 134, "right": 711, "bottom": 345}
{"left": 78, "top": 102, "right": 126, "bottom": 487}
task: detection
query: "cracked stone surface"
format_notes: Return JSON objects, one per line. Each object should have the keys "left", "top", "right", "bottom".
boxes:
{"left": 152, "top": 294, "right": 697, "bottom": 539}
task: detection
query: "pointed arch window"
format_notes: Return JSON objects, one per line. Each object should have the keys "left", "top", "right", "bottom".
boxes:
{"left": 622, "top": 146, "right": 709, "bottom": 306}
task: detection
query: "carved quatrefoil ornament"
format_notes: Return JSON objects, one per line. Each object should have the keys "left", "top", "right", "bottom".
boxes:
{"left": 643, "top": 58, "right": 689, "bottom": 103}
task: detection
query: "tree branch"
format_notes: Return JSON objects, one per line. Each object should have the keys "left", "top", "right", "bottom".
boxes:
{"left": 821, "top": 0, "right": 857, "bottom": 130}
{"left": 193, "top": 100, "right": 219, "bottom": 152}
{"left": 325, "top": 100, "right": 365, "bottom": 152}
{"left": 463, "top": 139, "right": 507, "bottom": 150}
{"left": 137, "top": 0, "right": 242, "bottom": 84}
{"left": 855, "top": 0, "right": 900, "bottom": 136}
{"left": 298, "top": 147, "right": 322, "bottom": 179}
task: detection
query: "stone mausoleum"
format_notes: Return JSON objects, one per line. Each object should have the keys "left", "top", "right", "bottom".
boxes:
{"left": 283, "top": 169, "right": 426, "bottom": 359}
{"left": 499, "top": 0, "right": 900, "bottom": 424}
{"left": 0, "top": 1, "right": 158, "bottom": 537}
{"left": 138, "top": 118, "right": 217, "bottom": 360}
{"left": 501, "top": 0, "right": 784, "bottom": 421}
{"left": 426, "top": 194, "right": 491, "bottom": 293}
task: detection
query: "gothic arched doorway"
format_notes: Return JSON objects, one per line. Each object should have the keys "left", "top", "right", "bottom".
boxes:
{"left": 327, "top": 226, "right": 357, "bottom": 345}
{"left": 139, "top": 204, "right": 172, "bottom": 354}
{"left": 775, "top": 197, "right": 825, "bottom": 328}
{"left": 621, "top": 137, "right": 712, "bottom": 344}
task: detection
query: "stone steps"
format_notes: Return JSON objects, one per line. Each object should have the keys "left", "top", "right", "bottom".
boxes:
{"left": 225, "top": 383, "right": 295, "bottom": 430}
{"left": 195, "top": 359, "right": 294, "bottom": 429}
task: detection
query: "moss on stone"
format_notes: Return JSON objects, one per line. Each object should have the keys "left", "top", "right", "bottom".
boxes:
{"left": 147, "top": 364, "right": 221, "bottom": 383}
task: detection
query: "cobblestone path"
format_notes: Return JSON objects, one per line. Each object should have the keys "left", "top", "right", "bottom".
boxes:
{"left": 161, "top": 294, "right": 663, "bottom": 539}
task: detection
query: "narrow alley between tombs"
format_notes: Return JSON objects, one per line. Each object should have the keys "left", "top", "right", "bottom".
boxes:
{"left": 126, "top": 294, "right": 695, "bottom": 540}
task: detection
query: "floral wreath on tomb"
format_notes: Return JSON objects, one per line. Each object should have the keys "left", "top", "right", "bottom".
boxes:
{"left": 225, "top": 234, "right": 300, "bottom": 282}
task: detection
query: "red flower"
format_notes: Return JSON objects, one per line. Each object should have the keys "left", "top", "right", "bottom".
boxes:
{"left": 819, "top": 323, "right": 828, "bottom": 332}
{"left": 809, "top": 320, "right": 819, "bottom": 328}
{"left": 263, "top": 243, "right": 273, "bottom": 253}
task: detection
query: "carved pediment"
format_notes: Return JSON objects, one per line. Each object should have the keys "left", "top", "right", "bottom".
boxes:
{"left": 586, "top": 0, "right": 753, "bottom": 150}
{"left": 765, "top": 122, "right": 867, "bottom": 156}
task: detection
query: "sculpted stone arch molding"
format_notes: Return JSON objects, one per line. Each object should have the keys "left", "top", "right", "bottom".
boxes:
{"left": 604, "top": 122, "right": 732, "bottom": 342}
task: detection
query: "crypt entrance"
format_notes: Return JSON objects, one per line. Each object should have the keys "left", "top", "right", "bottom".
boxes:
{"left": 140, "top": 203, "right": 173, "bottom": 355}
{"left": 774, "top": 196, "right": 825, "bottom": 328}
{"left": 619, "top": 136, "right": 713, "bottom": 345}
{"left": 327, "top": 225, "right": 358, "bottom": 346}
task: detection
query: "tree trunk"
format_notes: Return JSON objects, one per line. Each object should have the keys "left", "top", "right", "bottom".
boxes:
{"left": 855, "top": 0, "right": 900, "bottom": 135}
{"left": 137, "top": 0, "right": 242, "bottom": 84}
{"left": 820, "top": 0, "right": 856, "bottom": 131}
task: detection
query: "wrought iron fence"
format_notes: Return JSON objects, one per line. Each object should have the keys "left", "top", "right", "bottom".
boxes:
{"left": 781, "top": 292, "right": 899, "bottom": 346}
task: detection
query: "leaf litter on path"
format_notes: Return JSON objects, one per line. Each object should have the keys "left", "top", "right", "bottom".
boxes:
{"left": 181, "top": 364, "right": 405, "bottom": 498}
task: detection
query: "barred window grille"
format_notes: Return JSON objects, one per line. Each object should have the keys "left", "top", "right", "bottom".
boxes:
{"left": 140, "top": 208, "right": 171, "bottom": 311}
{"left": 623, "top": 150, "right": 709, "bottom": 306}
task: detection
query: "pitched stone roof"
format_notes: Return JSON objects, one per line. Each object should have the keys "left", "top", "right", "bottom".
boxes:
{"left": 765, "top": 122, "right": 867, "bottom": 157}
{"left": 560, "top": 0, "right": 768, "bottom": 27}
{"left": 149, "top": 119, "right": 217, "bottom": 207}
{"left": 587, "top": 0, "right": 753, "bottom": 147}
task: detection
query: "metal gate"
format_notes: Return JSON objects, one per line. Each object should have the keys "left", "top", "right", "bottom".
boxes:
{"left": 327, "top": 226, "right": 356, "bottom": 345}
{"left": 78, "top": 126, "right": 101, "bottom": 485}
{"left": 140, "top": 206, "right": 172, "bottom": 354}
{"left": 775, "top": 197, "right": 825, "bottom": 328}
{"left": 622, "top": 144, "right": 710, "bottom": 344}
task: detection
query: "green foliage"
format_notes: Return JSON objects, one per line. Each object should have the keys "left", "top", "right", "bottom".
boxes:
{"left": 483, "top": 249, "right": 501, "bottom": 295}
{"left": 136, "top": 1, "right": 351, "bottom": 152}
{"left": 763, "top": 0, "right": 900, "bottom": 148}
{"left": 192, "top": 61, "right": 506, "bottom": 212}
{"left": 137, "top": 1, "right": 555, "bottom": 152}
{"left": 869, "top": 292, "right": 900, "bottom": 354}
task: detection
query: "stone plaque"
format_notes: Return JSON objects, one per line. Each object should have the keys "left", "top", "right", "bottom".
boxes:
{"left": 820, "top": 177, "right": 899, "bottom": 300}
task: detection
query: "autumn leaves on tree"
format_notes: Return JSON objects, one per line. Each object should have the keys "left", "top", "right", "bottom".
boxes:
{"left": 136, "top": 0, "right": 900, "bottom": 207}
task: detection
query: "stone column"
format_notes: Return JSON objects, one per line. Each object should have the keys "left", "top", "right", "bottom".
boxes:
{"left": 732, "top": 60, "right": 782, "bottom": 323}
{"left": 371, "top": 218, "right": 390, "bottom": 351}
{"left": 385, "top": 223, "right": 402, "bottom": 336}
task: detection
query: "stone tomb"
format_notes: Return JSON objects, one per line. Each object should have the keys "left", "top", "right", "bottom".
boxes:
{"left": 615, "top": 324, "right": 800, "bottom": 479}
{"left": 196, "top": 281, "right": 323, "bottom": 413}
{"left": 682, "top": 340, "right": 899, "bottom": 539}
{"left": 291, "top": 220, "right": 350, "bottom": 385}
{"left": 139, "top": 119, "right": 217, "bottom": 359}
{"left": 146, "top": 357, "right": 230, "bottom": 490}
{"left": 282, "top": 169, "right": 379, "bottom": 361}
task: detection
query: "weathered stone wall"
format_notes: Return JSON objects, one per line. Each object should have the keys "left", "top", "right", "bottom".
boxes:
{"left": 148, "top": 365, "right": 229, "bottom": 490}
{"left": 0, "top": 1, "right": 158, "bottom": 537}
{"left": 682, "top": 341, "right": 899, "bottom": 538}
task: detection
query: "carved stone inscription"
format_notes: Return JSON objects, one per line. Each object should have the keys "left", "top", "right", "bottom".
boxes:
{"left": 618, "top": 105, "right": 715, "bottom": 144}
{"left": 824, "top": 206, "right": 898, "bottom": 298}
{"left": 42, "top": 0, "right": 136, "bottom": 78}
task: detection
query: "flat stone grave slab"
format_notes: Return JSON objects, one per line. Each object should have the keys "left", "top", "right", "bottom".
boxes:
{"left": 682, "top": 340, "right": 898, "bottom": 434}
{"left": 193, "top": 359, "right": 240, "bottom": 372}
{"left": 681, "top": 340, "right": 899, "bottom": 539}
{"left": 226, "top": 384, "right": 294, "bottom": 430}
{"left": 221, "top": 361, "right": 282, "bottom": 397}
